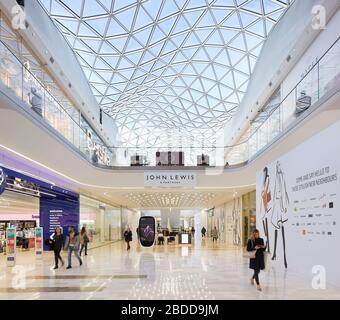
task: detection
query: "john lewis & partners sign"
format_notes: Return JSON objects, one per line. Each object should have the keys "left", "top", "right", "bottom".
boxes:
{"left": 144, "top": 172, "right": 197, "bottom": 188}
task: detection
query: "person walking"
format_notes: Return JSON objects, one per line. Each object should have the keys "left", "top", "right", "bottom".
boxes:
{"left": 212, "top": 226, "right": 218, "bottom": 243}
{"left": 247, "top": 229, "right": 266, "bottom": 291}
{"left": 124, "top": 226, "right": 132, "bottom": 251}
{"left": 52, "top": 227, "right": 64, "bottom": 269}
{"left": 79, "top": 226, "right": 89, "bottom": 256}
{"left": 201, "top": 226, "right": 206, "bottom": 238}
{"left": 64, "top": 225, "right": 82, "bottom": 269}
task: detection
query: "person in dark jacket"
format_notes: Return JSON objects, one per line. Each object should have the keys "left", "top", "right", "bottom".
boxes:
{"left": 124, "top": 226, "right": 132, "bottom": 251}
{"left": 247, "top": 229, "right": 266, "bottom": 291}
{"left": 51, "top": 227, "right": 64, "bottom": 269}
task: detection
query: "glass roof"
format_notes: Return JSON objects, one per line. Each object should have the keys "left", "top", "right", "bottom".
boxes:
{"left": 39, "top": 0, "right": 292, "bottom": 152}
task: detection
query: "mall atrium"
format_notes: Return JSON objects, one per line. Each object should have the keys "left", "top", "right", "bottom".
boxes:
{"left": 0, "top": 0, "right": 339, "bottom": 301}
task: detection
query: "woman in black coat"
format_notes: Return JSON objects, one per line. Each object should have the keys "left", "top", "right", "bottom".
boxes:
{"left": 247, "top": 229, "right": 266, "bottom": 291}
{"left": 124, "top": 226, "right": 132, "bottom": 251}
{"left": 52, "top": 227, "right": 64, "bottom": 269}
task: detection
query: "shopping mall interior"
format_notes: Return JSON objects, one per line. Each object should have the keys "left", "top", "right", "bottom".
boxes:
{"left": 0, "top": 0, "right": 339, "bottom": 301}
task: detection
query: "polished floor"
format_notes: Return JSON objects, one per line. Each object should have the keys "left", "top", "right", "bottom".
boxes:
{"left": 0, "top": 238, "right": 339, "bottom": 300}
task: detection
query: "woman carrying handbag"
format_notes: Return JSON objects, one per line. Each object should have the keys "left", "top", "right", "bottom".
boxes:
{"left": 246, "top": 229, "right": 266, "bottom": 291}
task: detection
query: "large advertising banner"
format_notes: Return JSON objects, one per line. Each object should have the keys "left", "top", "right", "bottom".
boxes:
{"left": 40, "top": 197, "right": 79, "bottom": 250}
{"left": 256, "top": 121, "right": 340, "bottom": 286}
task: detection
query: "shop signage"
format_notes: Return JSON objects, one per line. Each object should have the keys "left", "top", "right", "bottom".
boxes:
{"left": 0, "top": 167, "right": 6, "bottom": 195}
{"left": 144, "top": 172, "right": 197, "bottom": 188}
{"left": 35, "top": 227, "right": 43, "bottom": 258}
{"left": 6, "top": 228, "right": 16, "bottom": 266}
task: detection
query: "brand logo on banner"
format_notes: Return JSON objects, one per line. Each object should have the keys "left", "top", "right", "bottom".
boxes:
{"left": 0, "top": 167, "right": 6, "bottom": 195}
{"left": 144, "top": 172, "right": 197, "bottom": 187}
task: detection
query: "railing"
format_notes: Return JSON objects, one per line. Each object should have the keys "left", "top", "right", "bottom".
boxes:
{"left": 224, "top": 36, "right": 340, "bottom": 166}
{"left": 0, "top": 38, "right": 113, "bottom": 166}
{"left": 1, "top": 34, "right": 339, "bottom": 168}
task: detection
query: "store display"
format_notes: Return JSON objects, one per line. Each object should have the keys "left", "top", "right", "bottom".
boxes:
{"left": 35, "top": 227, "right": 43, "bottom": 257}
{"left": 6, "top": 228, "right": 16, "bottom": 266}
{"left": 139, "top": 216, "right": 155, "bottom": 247}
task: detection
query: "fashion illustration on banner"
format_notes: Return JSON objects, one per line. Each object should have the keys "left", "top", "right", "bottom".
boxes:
{"left": 260, "top": 167, "right": 271, "bottom": 253}
{"left": 271, "top": 161, "right": 290, "bottom": 268}
{"left": 232, "top": 197, "right": 241, "bottom": 245}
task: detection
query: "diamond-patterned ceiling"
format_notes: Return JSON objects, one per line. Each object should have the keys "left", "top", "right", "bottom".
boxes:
{"left": 39, "top": 0, "right": 292, "bottom": 151}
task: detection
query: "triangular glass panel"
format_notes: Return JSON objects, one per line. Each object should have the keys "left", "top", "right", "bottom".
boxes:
{"left": 158, "top": 16, "right": 178, "bottom": 36}
{"left": 150, "top": 26, "right": 167, "bottom": 44}
{"left": 82, "top": 38, "right": 102, "bottom": 52}
{"left": 186, "top": 0, "right": 208, "bottom": 10}
{"left": 98, "top": 0, "right": 112, "bottom": 11}
{"left": 193, "top": 47, "right": 210, "bottom": 61}
{"left": 86, "top": 17, "right": 109, "bottom": 36}
{"left": 115, "top": 6, "right": 136, "bottom": 31}
{"left": 172, "top": 14, "right": 192, "bottom": 35}
{"left": 114, "top": 0, "right": 136, "bottom": 11}
{"left": 103, "top": 55, "right": 120, "bottom": 69}
{"left": 222, "top": 11, "right": 241, "bottom": 29}
{"left": 213, "top": 0, "right": 235, "bottom": 7}
{"left": 239, "top": 11, "right": 259, "bottom": 27}
{"left": 211, "top": 8, "right": 232, "bottom": 24}
{"left": 201, "top": 78, "right": 216, "bottom": 91}
{"left": 82, "top": 0, "right": 107, "bottom": 17}
{"left": 159, "top": 0, "right": 180, "bottom": 19}
{"left": 206, "top": 29, "right": 224, "bottom": 45}
{"left": 234, "top": 55, "right": 250, "bottom": 74}
{"left": 247, "top": 19, "right": 265, "bottom": 37}
{"left": 108, "top": 36, "right": 128, "bottom": 52}
{"left": 241, "top": 0, "right": 263, "bottom": 14}
{"left": 51, "top": 1, "right": 73, "bottom": 17}
{"left": 263, "top": 0, "right": 285, "bottom": 15}
{"left": 60, "top": 0, "right": 82, "bottom": 16}
{"left": 94, "top": 57, "right": 111, "bottom": 70}
{"left": 213, "top": 63, "right": 229, "bottom": 80}
{"left": 196, "top": 10, "right": 215, "bottom": 28}
{"left": 233, "top": 70, "right": 248, "bottom": 87}
{"left": 183, "top": 9, "right": 204, "bottom": 28}
{"left": 141, "top": 0, "right": 162, "bottom": 20}
{"left": 99, "top": 42, "right": 117, "bottom": 54}
{"left": 229, "top": 33, "right": 246, "bottom": 51}
{"left": 220, "top": 71, "right": 235, "bottom": 89}
{"left": 77, "top": 51, "right": 96, "bottom": 67}
{"left": 228, "top": 48, "right": 245, "bottom": 65}
{"left": 58, "top": 19, "right": 79, "bottom": 34}
{"left": 107, "top": 18, "right": 127, "bottom": 36}
{"left": 126, "top": 36, "right": 143, "bottom": 51}
{"left": 97, "top": 70, "right": 113, "bottom": 83}
{"left": 244, "top": 33, "right": 263, "bottom": 51}
{"left": 134, "top": 27, "right": 153, "bottom": 46}
{"left": 133, "top": 6, "right": 153, "bottom": 30}
{"left": 191, "top": 78, "right": 204, "bottom": 92}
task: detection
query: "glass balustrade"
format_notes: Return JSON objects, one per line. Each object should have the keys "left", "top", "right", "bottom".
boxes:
{"left": 0, "top": 34, "right": 339, "bottom": 168}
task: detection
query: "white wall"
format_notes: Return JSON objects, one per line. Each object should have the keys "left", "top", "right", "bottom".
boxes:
{"left": 256, "top": 120, "right": 340, "bottom": 286}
